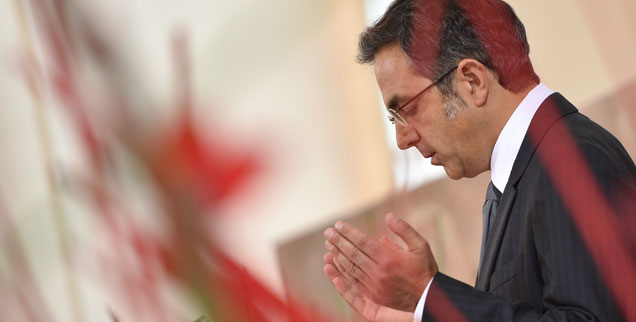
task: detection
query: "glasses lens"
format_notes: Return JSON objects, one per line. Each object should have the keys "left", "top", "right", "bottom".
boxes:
{"left": 388, "top": 109, "right": 406, "bottom": 126}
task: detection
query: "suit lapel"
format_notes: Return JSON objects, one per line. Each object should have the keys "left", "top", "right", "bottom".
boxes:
{"left": 475, "top": 93, "right": 578, "bottom": 290}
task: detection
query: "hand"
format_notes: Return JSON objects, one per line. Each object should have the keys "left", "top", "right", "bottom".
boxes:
{"left": 324, "top": 254, "right": 413, "bottom": 322}
{"left": 323, "top": 213, "right": 438, "bottom": 312}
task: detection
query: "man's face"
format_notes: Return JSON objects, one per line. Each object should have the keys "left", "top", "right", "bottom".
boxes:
{"left": 374, "top": 45, "right": 485, "bottom": 179}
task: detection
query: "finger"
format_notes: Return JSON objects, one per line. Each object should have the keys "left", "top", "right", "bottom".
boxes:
{"left": 323, "top": 262, "right": 339, "bottom": 278}
{"left": 326, "top": 226, "right": 380, "bottom": 269}
{"left": 332, "top": 254, "right": 359, "bottom": 284}
{"left": 324, "top": 239, "right": 336, "bottom": 253}
{"left": 333, "top": 249, "right": 372, "bottom": 286}
{"left": 324, "top": 253, "right": 340, "bottom": 277}
{"left": 379, "top": 236, "right": 402, "bottom": 251}
{"left": 325, "top": 240, "right": 349, "bottom": 266}
{"left": 324, "top": 252, "right": 335, "bottom": 265}
{"left": 325, "top": 263, "right": 372, "bottom": 299}
{"left": 325, "top": 229, "right": 378, "bottom": 277}
{"left": 326, "top": 246, "right": 361, "bottom": 284}
{"left": 325, "top": 252, "right": 350, "bottom": 280}
{"left": 386, "top": 213, "right": 425, "bottom": 251}
{"left": 329, "top": 252, "right": 353, "bottom": 280}
{"left": 332, "top": 222, "right": 383, "bottom": 259}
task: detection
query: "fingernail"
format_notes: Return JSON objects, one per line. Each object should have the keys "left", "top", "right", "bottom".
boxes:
{"left": 324, "top": 229, "right": 333, "bottom": 238}
{"left": 335, "top": 222, "right": 343, "bottom": 230}
{"left": 325, "top": 241, "right": 334, "bottom": 250}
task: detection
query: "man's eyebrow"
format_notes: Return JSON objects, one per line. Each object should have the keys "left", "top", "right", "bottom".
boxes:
{"left": 387, "top": 95, "right": 402, "bottom": 110}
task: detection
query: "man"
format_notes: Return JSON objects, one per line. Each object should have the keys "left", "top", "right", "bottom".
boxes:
{"left": 323, "top": 0, "right": 636, "bottom": 321}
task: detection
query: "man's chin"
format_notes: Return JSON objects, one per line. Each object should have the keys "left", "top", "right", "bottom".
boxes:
{"left": 443, "top": 166, "right": 464, "bottom": 180}
{"left": 444, "top": 166, "right": 485, "bottom": 180}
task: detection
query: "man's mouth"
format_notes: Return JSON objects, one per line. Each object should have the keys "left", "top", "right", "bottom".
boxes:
{"left": 431, "top": 153, "right": 441, "bottom": 165}
{"left": 421, "top": 150, "right": 441, "bottom": 165}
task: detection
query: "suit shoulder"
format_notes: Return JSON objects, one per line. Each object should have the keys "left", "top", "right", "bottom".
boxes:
{"left": 540, "top": 111, "right": 635, "bottom": 177}
{"left": 533, "top": 111, "right": 636, "bottom": 208}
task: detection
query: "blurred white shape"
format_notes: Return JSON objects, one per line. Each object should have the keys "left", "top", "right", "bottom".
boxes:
{"left": 364, "top": 0, "right": 395, "bottom": 24}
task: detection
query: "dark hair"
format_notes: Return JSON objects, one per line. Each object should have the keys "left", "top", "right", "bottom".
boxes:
{"left": 357, "top": 0, "right": 539, "bottom": 93}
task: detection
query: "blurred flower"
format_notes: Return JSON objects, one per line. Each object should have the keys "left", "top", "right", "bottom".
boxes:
{"left": 7, "top": 0, "right": 334, "bottom": 321}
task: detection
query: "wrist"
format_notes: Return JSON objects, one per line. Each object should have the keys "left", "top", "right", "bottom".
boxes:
{"left": 413, "top": 277, "right": 435, "bottom": 320}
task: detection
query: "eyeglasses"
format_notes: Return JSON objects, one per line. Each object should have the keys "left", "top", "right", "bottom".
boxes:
{"left": 387, "top": 65, "right": 458, "bottom": 126}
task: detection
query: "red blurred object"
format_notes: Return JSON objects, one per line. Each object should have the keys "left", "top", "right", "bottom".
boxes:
{"left": 16, "top": 1, "right": 335, "bottom": 321}
{"left": 148, "top": 115, "right": 259, "bottom": 211}
{"left": 528, "top": 101, "right": 636, "bottom": 322}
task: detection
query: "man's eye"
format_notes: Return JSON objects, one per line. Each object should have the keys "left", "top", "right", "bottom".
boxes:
{"left": 402, "top": 107, "right": 415, "bottom": 116}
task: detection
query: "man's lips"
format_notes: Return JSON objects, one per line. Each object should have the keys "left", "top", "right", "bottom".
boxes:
{"left": 431, "top": 153, "right": 441, "bottom": 166}
{"left": 421, "top": 150, "right": 441, "bottom": 165}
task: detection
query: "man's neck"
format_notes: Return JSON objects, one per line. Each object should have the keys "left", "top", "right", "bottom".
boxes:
{"left": 498, "top": 83, "right": 536, "bottom": 129}
{"left": 485, "top": 82, "right": 539, "bottom": 170}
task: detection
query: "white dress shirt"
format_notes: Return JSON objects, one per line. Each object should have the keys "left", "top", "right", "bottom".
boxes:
{"left": 413, "top": 83, "right": 553, "bottom": 322}
{"left": 490, "top": 83, "right": 554, "bottom": 192}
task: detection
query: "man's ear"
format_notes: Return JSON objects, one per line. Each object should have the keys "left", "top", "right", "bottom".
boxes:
{"left": 456, "top": 59, "right": 489, "bottom": 107}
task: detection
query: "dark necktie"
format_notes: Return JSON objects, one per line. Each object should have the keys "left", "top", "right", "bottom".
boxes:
{"left": 478, "top": 181, "right": 501, "bottom": 273}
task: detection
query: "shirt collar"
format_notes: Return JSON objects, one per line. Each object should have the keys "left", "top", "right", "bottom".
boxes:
{"left": 490, "top": 83, "right": 553, "bottom": 193}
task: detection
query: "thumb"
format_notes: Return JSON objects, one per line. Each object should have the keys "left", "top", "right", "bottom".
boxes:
{"left": 386, "top": 213, "right": 424, "bottom": 251}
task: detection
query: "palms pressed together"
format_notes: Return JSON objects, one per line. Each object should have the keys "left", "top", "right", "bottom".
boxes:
{"left": 324, "top": 258, "right": 412, "bottom": 322}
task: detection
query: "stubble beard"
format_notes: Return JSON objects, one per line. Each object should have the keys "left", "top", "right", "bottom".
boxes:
{"left": 443, "top": 89, "right": 467, "bottom": 120}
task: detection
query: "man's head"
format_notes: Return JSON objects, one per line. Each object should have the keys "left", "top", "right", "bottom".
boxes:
{"left": 359, "top": 0, "right": 539, "bottom": 179}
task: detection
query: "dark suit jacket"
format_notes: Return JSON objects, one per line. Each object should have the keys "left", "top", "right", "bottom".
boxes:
{"left": 422, "top": 93, "right": 636, "bottom": 321}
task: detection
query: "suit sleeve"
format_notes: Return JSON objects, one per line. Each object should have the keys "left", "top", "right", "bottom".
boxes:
{"left": 421, "top": 122, "right": 634, "bottom": 322}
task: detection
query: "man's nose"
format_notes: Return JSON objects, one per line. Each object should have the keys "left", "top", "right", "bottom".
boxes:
{"left": 395, "top": 125, "right": 419, "bottom": 150}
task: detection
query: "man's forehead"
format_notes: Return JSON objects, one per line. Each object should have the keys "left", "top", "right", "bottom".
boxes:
{"left": 373, "top": 45, "right": 429, "bottom": 108}
{"left": 373, "top": 45, "right": 412, "bottom": 82}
